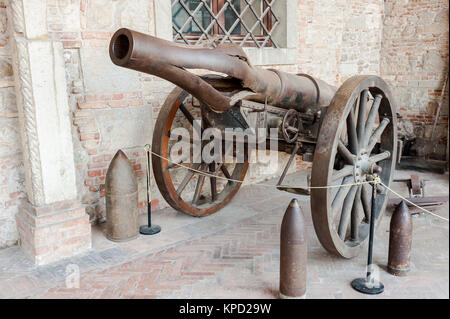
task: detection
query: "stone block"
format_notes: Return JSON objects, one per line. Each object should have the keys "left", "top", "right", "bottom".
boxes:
{"left": 0, "top": 58, "right": 13, "bottom": 78}
{"left": 401, "top": 25, "right": 416, "bottom": 38}
{"left": 80, "top": 45, "right": 140, "bottom": 94}
{"left": 0, "top": 118, "right": 22, "bottom": 156}
{"left": 0, "top": 88, "right": 17, "bottom": 115}
{"left": 95, "top": 107, "right": 153, "bottom": 152}
{"left": 345, "top": 16, "right": 366, "bottom": 30}
{"left": 421, "top": 22, "right": 449, "bottom": 34}
{"left": 434, "top": 9, "right": 449, "bottom": 24}
{"left": 0, "top": 8, "right": 6, "bottom": 34}
{"left": 22, "top": 0, "right": 48, "bottom": 39}
{"left": 86, "top": 0, "right": 114, "bottom": 30}
{"left": 53, "top": 0, "right": 81, "bottom": 31}
{"left": 423, "top": 51, "right": 444, "bottom": 72}
{"left": 118, "top": 0, "right": 151, "bottom": 33}
{"left": 27, "top": 41, "right": 78, "bottom": 204}
{"left": 340, "top": 63, "right": 358, "bottom": 77}
{"left": 154, "top": 0, "right": 172, "bottom": 40}
{"left": 418, "top": 12, "right": 435, "bottom": 25}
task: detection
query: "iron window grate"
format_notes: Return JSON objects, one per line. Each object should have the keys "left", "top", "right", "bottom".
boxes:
{"left": 172, "top": 0, "right": 279, "bottom": 48}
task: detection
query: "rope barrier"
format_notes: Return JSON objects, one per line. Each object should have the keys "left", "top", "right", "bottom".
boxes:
{"left": 149, "top": 148, "right": 449, "bottom": 223}
{"left": 150, "top": 150, "right": 372, "bottom": 189}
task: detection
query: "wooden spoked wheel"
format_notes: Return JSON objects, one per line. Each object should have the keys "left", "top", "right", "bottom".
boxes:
{"left": 311, "top": 75, "right": 397, "bottom": 258}
{"left": 152, "top": 87, "right": 249, "bottom": 217}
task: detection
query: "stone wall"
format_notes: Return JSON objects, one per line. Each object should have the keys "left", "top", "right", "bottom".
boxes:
{"left": 0, "top": 0, "right": 447, "bottom": 250}
{"left": 297, "top": 0, "right": 384, "bottom": 86}
{"left": 382, "top": 0, "right": 449, "bottom": 142}
{"left": 0, "top": 1, "right": 25, "bottom": 248}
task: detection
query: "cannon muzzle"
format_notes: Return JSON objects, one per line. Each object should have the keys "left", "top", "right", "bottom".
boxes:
{"left": 110, "top": 28, "right": 336, "bottom": 113}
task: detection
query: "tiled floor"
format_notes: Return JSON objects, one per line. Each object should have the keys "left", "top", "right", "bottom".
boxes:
{"left": 0, "top": 169, "right": 448, "bottom": 299}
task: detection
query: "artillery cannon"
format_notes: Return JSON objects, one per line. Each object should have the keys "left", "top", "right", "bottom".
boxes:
{"left": 109, "top": 28, "right": 397, "bottom": 258}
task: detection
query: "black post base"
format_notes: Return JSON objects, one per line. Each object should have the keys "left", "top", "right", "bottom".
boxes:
{"left": 139, "top": 225, "right": 161, "bottom": 235}
{"left": 351, "top": 277, "right": 384, "bottom": 295}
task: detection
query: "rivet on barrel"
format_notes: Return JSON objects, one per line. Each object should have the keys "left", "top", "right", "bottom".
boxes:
{"left": 279, "top": 199, "right": 307, "bottom": 299}
{"left": 388, "top": 200, "right": 413, "bottom": 276}
{"left": 105, "top": 150, "right": 139, "bottom": 242}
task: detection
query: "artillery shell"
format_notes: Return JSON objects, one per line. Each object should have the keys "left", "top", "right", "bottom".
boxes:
{"left": 388, "top": 200, "right": 412, "bottom": 276}
{"left": 105, "top": 150, "right": 139, "bottom": 242}
{"left": 280, "top": 199, "right": 307, "bottom": 299}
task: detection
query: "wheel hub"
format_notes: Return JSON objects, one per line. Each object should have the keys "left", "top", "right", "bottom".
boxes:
{"left": 354, "top": 152, "right": 370, "bottom": 182}
{"left": 354, "top": 150, "right": 386, "bottom": 183}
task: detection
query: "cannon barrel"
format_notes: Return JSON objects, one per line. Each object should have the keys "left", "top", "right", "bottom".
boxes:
{"left": 109, "top": 28, "right": 336, "bottom": 113}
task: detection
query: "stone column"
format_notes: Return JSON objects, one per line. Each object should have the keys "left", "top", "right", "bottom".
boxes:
{"left": 6, "top": 0, "right": 91, "bottom": 265}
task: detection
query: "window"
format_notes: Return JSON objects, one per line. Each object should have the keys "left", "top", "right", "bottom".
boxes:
{"left": 155, "top": 0, "right": 296, "bottom": 65}
{"left": 171, "top": 0, "right": 280, "bottom": 48}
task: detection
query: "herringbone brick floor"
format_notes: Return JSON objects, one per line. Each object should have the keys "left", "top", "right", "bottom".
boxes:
{"left": 0, "top": 169, "right": 448, "bottom": 299}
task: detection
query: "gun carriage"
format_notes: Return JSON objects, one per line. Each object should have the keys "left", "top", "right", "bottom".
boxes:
{"left": 109, "top": 28, "right": 397, "bottom": 258}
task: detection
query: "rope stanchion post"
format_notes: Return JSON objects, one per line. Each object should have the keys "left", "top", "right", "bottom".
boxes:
{"left": 139, "top": 144, "right": 161, "bottom": 236}
{"left": 351, "top": 173, "right": 384, "bottom": 295}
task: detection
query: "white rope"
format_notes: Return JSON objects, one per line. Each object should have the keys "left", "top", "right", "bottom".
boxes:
{"left": 149, "top": 149, "right": 449, "bottom": 222}
{"left": 150, "top": 150, "right": 372, "bottom": 189}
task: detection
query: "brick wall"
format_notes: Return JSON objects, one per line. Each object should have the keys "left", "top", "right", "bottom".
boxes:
{"left": 0, "top": 0, "right": 447, "bottom": 249}
{"left": 0, "top": 1, "right": 25, "bottom": 248}
{"left": 297, "top": 0, "right": 384, "bottom": 86}
{"left": 382, "top": 0, "right": 449, "bottom": 142}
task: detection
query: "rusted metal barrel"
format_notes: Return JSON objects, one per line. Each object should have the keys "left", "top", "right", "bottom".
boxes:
{"left": 109, "top": 28, "right": 336, "bottom": 113}
{"left": 388, "top": 200, "right": 413, "bottom": 276}
{"left": 105, "top": 150, "right": 139, "bottom": 242}
{"left": 280, "top": 199, "right": 307, "bottom": 299}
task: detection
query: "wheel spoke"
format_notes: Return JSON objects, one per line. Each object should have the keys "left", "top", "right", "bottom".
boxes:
{"left": 337, "top": 140, "right": 355, "bottom": 164}
{"left": 176, "top": 163, "right": 201, "bottom": 196}
{"left": 167, "top": 152, "right": 190, "bottom": 170}
{"left": 179, "top": 103, "right": 195, "bottom": 125}
{"left": 180, "top": 102, "right": 204, "bottom": 140}
{"left": 369, "top": 151, "right": 391, "bottom": 163}
{"left": 346, "top": 107, "right": 358, "bottom": 154}
{"left": 209, "top": 162, "right": 217, "bottom": 201}
{"left": 221, "top": 164, "right": 231, "bottom": 179}
{"left": 332, "top": 165, "right": 353, "bottom": 182}
{"left": 361, "top": 183, "right": 371, "bottom": 221}
{"left": 367, "top": 118, "right": 390, "bottom": 152}
{"left": 332, "top": 176, "right": 353, "bottom": 215}
{"left": 363, "top": 94, "right": 382, "bottom": 145}
{"left": 338, "top": 185, "right": 358, "bottom": 240}
{"left": 357, "top": 89, "right": 368, "bottom": 147}
{"left": 192, "top": 163, "right": 207, "bottom": 204}
{"left": 351, "top": 186, "right": 362, "bottom": 241}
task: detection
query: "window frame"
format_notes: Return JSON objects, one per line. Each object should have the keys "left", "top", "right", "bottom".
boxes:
{"left": 171, "top": 0, "right": 274, "bottom": 48}
{"left": 154, "top": 0, "right": 297, "bottom": 66}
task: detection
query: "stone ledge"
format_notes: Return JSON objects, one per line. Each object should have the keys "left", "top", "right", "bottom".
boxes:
{"left": 20, "top": 198, "right": 82, "bottom": 217}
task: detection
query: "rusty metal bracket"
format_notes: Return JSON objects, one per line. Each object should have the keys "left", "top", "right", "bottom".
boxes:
{"left": 390, "top": 174, "right": 448, "bottom": 210}
{"left": 276, "top": 142, "right": 311, "bottom": 196}
{"left": 393, "top": 174, "right": 426, "bottom": 198}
